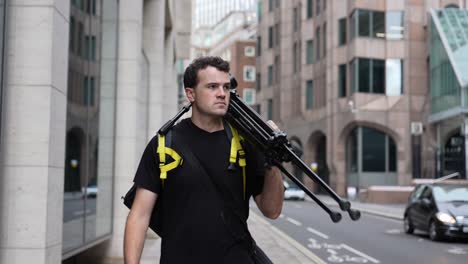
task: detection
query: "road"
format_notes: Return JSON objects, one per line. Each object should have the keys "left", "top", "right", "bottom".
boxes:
{"left": 252, "top": 200, "right": 468, "bottom": 264}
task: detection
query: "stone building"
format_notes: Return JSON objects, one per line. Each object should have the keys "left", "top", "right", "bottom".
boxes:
{"left": 256, "top": 0, "right": 468, "bottom": 196}
{"left": 0, "top": 0, "right": 191, "bottom": 263}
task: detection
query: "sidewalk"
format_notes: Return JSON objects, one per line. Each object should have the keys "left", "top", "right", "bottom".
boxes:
{"left": 249, "top": 195, "right": 406, "bottom": 263}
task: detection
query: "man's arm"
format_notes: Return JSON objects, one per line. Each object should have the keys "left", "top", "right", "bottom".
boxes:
{"left": 254, "top": 166, "right": 284, "bottom": 219}
{"left": 124, "top": 187, "right": 158, "bottom": 264}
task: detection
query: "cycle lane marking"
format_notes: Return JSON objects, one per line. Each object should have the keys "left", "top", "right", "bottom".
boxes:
{"left": 307, "top": 227, "right": 329, "bottom": 239}
{"left": 286, "top": 217, "right": 303, "bottom": 226}
{"left": 340, "top": 243, "right": 380, "bottom": 263}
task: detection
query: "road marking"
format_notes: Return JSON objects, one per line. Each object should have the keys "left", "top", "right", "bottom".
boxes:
{"left": 447, "top": 247, "right": 467, "bottom": 255}
{"left": 73, "top": 209, "right": 91, "bottom": 216}
{"left": 279, "top": 214, "right": 284, "bottom": 218}
{"left": 286, "top": 217, "right": 302, "bottom": 226}
{"left": 341, "top": 243, "right": 380, "bottom": 263}
{"left": 385, "top": 229, "right": 401, "bottom": 234}
{"left": 307, "top": 227, "right": 329, "bottom": 239}
{"left": 294, "top": 204, "right": 302, "bottom": 209}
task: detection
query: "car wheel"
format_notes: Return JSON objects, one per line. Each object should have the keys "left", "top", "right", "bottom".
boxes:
{"left": 403, "top": 215, "right": 414, "bottom": 234}
{"left": 429, "top": 220, "right": 442, "bottom": 241}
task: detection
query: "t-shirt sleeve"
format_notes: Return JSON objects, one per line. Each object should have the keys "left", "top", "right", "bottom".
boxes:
{"left": 133, "top": 135, "right": 162, "bottom": 194}
{"left": 244, "top": 141, "right": 266, "bottom": 197}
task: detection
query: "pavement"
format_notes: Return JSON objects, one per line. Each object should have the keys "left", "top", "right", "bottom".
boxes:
{"left": 249, "top": 195, "right": 406, "bottom": 263}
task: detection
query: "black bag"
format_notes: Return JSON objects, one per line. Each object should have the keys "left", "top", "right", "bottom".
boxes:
{"left": 122, "top": 184, "right": 163, "bottom": 237}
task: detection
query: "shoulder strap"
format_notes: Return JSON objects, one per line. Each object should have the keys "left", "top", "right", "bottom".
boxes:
{"left": 157, "top": 129, "right": 183, "bottom": 187}
{"left": 224, "top": 120, "right": 247, "bottom": 199}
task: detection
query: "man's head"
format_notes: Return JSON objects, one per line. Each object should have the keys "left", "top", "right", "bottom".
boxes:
{"left": 184, "top": 56, "right": 231, "bottom": 118}
{"left": 183, "top": 56, "right": 230, "bottom": 89}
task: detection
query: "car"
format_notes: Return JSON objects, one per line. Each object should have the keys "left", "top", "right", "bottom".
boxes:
{"left": 283, "top": 180, "right": 305, "bottom": 201}
{"left": 403, "top": 182, "right": 468, "bottom": 241}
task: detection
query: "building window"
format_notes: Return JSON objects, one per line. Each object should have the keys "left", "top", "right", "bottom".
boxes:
{"left": 338, "top": 64, "right": 346, "bottom": 97}
{"left": 243, "top": 88, "right": 256, "bottom": 105}
{"left": 257, "top": 36, "right": 262, "bottom": 56}
{"left": 306, "top": 80, "right": 314, "bottom": 109}
{"left": 70, "top": 16, "right": 75, "bottom": 53}
{"left": 268, "top": 65, "right": 274, "bottom": 86}
{"left": 338, "top": 17, "right": 347, "bottom": 45}
{"left": 347, "top": 127, "right": 397, "bottom": 173}
{"left": 274, "top": 23, "right": 280, "bottom": 46}
{"left": 268, "top": 26, "right": 273, "bottom": 48}
{"left": 64, "top": 0, "right": 118, "bottom": 253}
{"left": 244, "top": 46, "right": 255, "bottom": 57}
{"left": 323, "top": 23, "right": 327, "bottom": 57}
{"left": 386, "top": 11, "right": 404, "bottom": 40}
{"left": 293, "top": 42, "right": 297, "bottom": 73}
{"left": 372, "top": 11, "right": 385, "bottom": 38}
{"left": 293, "top": 7, "right": 298, "bottom": 32}
{"left": 386, "top": 59, "right": 403, "bottom": 95}
{"left": 253, "top": 104, "right": 261, "bottom": 114}
{"left": 316, "top": 27, "right": 321, "bottom": 60}
{"left": 269, "top": 0, "right": 273, "bottom": 12}
{"left": 306, "top": 40, "right": 314, "bottom": 64}
{"left": 256, "top": 73, "right": 261, "bottom": 91}
{"left": 243, "top": 65, "right": 256, "bottom": 82}
{"left": 316, "top": 0, "right": 320, "bottom": 16}
{"left": 267, "top": 99, "right": 273, "bottom": 120}
{"left": 350, "top": 9, "right": 404, "bottom": 40}
{"left": 307, "top": 0, "right": 314, "bottom": 19}
{"left": 358, "top": 10, "right": 371, "bottom": 37}
{"left": 258, "top": 1, "right": 262, "bottom": 21}
{"left": 350, "top": 58, "right": 403, "bottom": 95}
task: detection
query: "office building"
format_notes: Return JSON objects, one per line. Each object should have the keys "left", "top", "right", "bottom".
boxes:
{"left": 256, "top": 0, "right": 468, "bottom": 195}
{"left": 0, "top": 0, "right": 191, "bottom": 263}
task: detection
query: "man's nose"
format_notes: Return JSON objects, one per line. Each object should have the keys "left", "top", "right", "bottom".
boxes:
{"left": 216, "top": 86, "right": 226, "bottom": 97}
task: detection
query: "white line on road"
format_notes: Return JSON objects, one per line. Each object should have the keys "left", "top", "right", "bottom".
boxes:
{"left": 286, "top": 217, "right": 302, "bottom": 226}
{"left": 341, "top": 243, "right": 380, "bottom": 263}
{"left": 307, "top": 227, "right": 329, "bottom": 239}
{"left": 73, "top": 209, "right": 91, "bottom": 216}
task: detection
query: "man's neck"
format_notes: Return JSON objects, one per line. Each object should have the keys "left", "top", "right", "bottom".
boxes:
{"left": 190, "top": 114, "right": 224, "bottom": 133}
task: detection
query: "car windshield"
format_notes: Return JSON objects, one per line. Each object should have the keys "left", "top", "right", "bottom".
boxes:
{"left": 432, "top": 185, "right": 468, "bottom": 202}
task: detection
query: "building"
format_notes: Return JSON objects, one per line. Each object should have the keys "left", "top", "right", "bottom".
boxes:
{"left": 191, "top": 0, "right": 258, "bottom": 104}
{"left": 256, "top": 0, "right": 468, "bottom": 196}
{"left": 0, "top": 0, "right": 191, "bottom": 263}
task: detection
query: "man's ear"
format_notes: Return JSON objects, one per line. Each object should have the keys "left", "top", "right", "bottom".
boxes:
{"left": 185, "top": 88, "right": 195, "bottom": 103}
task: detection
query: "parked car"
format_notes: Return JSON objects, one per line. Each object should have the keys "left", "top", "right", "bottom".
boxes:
{"left": 283, "top": 180, "right": 305, "bottom": 201}
{"left": 403, "top": 183, "right": 468, "bottom": 241}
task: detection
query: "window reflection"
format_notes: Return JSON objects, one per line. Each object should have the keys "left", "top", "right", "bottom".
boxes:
{"left": 0, "top": 0, "right": 6, "bottom": 140}
{"left": 63, "top": 0, "right": 118, "bottom": 254}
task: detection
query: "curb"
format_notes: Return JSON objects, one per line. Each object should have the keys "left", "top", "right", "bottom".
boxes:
{"left": 249, "top": 211, "right": 326, "bottom": 264}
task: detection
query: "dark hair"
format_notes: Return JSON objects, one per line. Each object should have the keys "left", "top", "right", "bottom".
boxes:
{"left": 183, "top": 56, "right": 230, "bottom": 88}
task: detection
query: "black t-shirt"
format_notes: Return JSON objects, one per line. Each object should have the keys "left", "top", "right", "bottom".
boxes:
{"left": 133, "top": 118, "right": 266, "bottom": 264}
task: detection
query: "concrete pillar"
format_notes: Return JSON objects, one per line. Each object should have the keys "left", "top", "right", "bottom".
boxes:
{"left": 0, "top": 1, "right": 69, "bottom": 263}
{"left": 108, "top": 0, "right": 145, "bottom": 259}
{"left": 143, "top": 0, "right": 166, "bottom": 137}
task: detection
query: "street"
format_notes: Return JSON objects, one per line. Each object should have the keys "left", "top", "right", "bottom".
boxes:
{"left": 252, "top": 200, "right": 468, "bottom": 264}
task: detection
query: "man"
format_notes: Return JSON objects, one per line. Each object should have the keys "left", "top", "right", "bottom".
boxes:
{"left": 124, "top": 56, "right": 284, "bottom": 264}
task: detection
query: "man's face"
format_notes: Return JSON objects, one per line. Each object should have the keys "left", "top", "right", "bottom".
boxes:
{"left": 186, "top": 66, "right": 231, "bottom": 117}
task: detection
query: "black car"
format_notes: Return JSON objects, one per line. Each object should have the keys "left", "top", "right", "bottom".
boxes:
{"left": 403, "top": 183, "right": 468, "bottom": 241}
